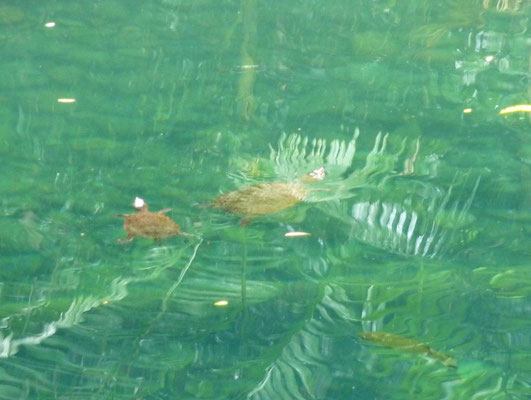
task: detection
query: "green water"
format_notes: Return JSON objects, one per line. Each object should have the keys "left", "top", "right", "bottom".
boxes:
{"left": 1, "top": 0, "right": 530, "bottom": 399}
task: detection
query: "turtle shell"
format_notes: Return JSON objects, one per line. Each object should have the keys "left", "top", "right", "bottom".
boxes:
{"left": 212, "top": 168, "right": 325, "bottom": 224}
{"left": 123, "top": 211, "right": 180, "bottom": 240}
{"left": 118, "top": 197, "right": 181, "bottom": 243}
{"left": 212, "top": 181, "right": 307, "bottom": 217}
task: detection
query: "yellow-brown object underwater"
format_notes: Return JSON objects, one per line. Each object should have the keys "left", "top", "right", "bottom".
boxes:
{"left": 359, "top": 331, "right": 457, "bottom": 368}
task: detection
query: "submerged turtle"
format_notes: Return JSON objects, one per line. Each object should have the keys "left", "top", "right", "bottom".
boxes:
{"left": 212, "top": 167, "right": 325, "bottom": 224}
{"left": 117, "top": 197, "right": 189, "bottom": 243}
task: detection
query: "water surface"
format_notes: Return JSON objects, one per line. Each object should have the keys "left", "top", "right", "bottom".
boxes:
{"left": 0, "top": 1, "right": 529, "bottom": 399}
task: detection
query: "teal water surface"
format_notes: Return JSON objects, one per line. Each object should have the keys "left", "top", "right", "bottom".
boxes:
{"left": 1, "top": 1, "right": 530, "bottom": 399}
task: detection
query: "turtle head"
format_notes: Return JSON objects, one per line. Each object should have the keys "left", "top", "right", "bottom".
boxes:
{"left": 133, "top": 197, "right": 149, "bottom": 212}
{"left": 302, "top": 167, "right": 325, "bottom": 183}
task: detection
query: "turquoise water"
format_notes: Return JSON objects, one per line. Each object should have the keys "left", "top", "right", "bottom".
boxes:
{"left": 1, "top": 1, "right": 530, "bottom": 399}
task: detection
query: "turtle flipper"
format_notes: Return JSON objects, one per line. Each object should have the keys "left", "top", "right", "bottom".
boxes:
{"left": 118, "top": 234, "right": 134, "bottom": 244}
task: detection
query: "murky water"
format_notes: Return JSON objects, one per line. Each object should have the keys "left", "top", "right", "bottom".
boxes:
{"left": 0, "top": 1, "right": 529, "bottom": 399}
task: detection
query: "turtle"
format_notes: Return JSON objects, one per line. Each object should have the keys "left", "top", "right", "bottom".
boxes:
{"left": 117, "top": 197, "right": 190, "bottom": 243}
{"left": 212, "top": 167, "right": 325, "bottom": 225}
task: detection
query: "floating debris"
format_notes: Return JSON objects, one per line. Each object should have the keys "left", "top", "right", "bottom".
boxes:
{"left": 359, "top": 331, "right": 457, "bottom": 368}
{"left": 284, "top": 231, "right": 311, "bottom": 237}
{"left": 237, "top": 64, "right": 260, "bottom": 70}
{"left": 499, "top": 104, "right": 531, "bottom": 115}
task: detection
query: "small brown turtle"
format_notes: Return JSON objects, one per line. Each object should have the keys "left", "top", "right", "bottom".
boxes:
{"left": 212, "top": 167, "right": 325, "bottom": 225}
{"left": 117, "top": 197, "right": 189, "bottom": 243}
